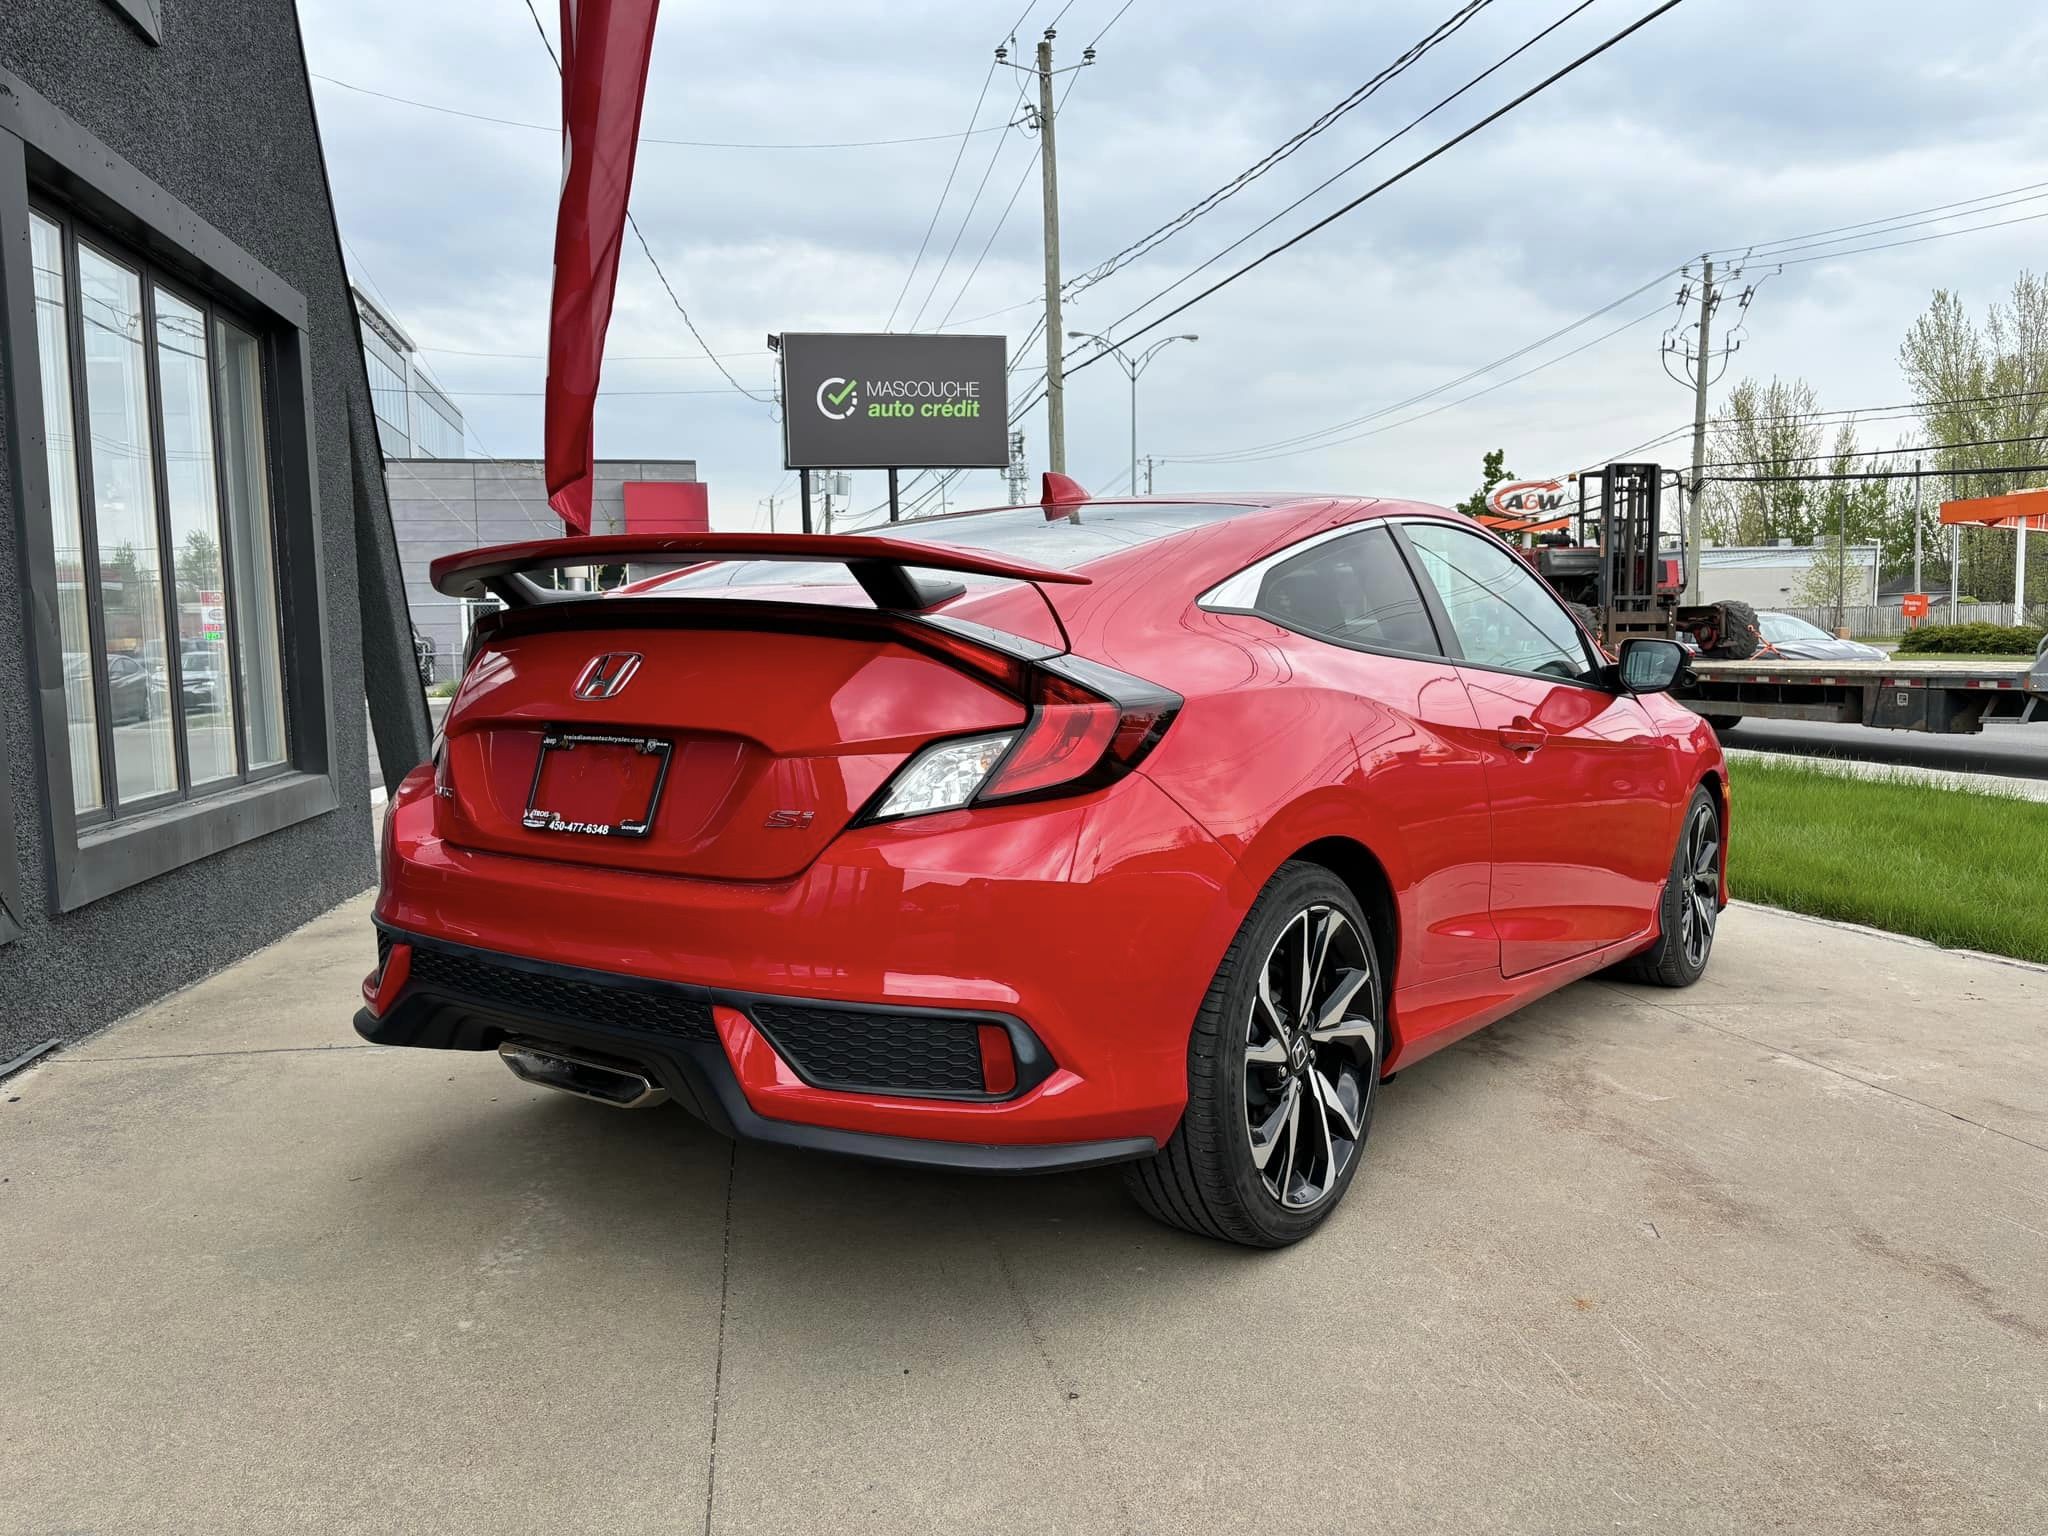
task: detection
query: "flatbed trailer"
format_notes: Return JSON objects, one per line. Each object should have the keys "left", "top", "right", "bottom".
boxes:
{"left": 1679, "top": 654, "right": 2048, "bottom": 734}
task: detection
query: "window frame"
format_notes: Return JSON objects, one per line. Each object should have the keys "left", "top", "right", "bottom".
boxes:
{"left": 1390, "top": 516, "right": 1612, "bottom": 691}
{"left": 1, "top": 68, "right": 339, "bottom": 916}
{"left": 43, "top": 209, "right": 291, "bottom": 822}
{"left": 1196, "top": 517, "right": 1451, "bottom": 665}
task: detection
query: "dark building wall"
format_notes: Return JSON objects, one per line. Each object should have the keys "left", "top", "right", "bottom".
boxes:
{"left": 1, "top": 0, "right": 416, "bottom": 1054}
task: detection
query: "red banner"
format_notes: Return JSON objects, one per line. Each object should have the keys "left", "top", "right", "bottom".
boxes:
{"left": 544, "top": 0, "right": 662, "bottom": 533}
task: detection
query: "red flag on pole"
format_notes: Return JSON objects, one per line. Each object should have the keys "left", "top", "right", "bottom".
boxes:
{"left": 544, "top": 0, "right": 662, "bottom": 533}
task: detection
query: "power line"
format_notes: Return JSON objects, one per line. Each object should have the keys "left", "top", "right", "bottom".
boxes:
{"left": 1171, "top": 302, "right": 1672, "bottom": 468}
{"left": 431, "top": 386, "right": 760, "bottom": 397}
{"left": 418, "top": 345, "right": 771, "bottom": 362}
{"left": 1085, "top": 0, "right": 1604, "bottom": 338}
{"left": 1735, "top": 189, "right": 2048, "bottom": 265}
{"left": 1592, "top": 386, "right": 2048, "bottom": 469}
{"left": 885, "top": 53, "right": 1005, "bottom": 330}
{"left": 1063, "top": 0, "right": 1690, "bottom": 378}
{"left": 1704, "top": 433, "right": 2048, "bottom": 470}
{"left": 1707, "top": 462, "right": 2048, "bottom": 485}
{"left": 937, "top": 295, "right": 1044, "bottom": 329}
{"left": 1070, "top": 0, "right": 1498, "bottom": 293}
{"left": 930, "top": 61, "right": 1090, "bottom": 330}
{"left": 922, "top": 1, "right": 1145, "bottom": 333}
{"left": 519, "top": 0, "right": 774, "bottom": 405}
{"left": 1067, "top": 0, "right": 1499, "bottom": 297}
{"left": 1767, "top": 207, "right": 2048, "bottom": 267}
{"left": 309, "top": 72, "right": 1007, "bottom": 150}
{"left": 623, "top": 216, "right": 776, "bottom": 402}
{"left": 907, "top": 49, "right": 1044, "bottom": 329}
{"left": 1086, "top": 0, "right": 1140, "bottom": 48}
{"left": 1708, "top": 179, "right": 2048, "bottom": 259}
{"left": 1168, "top": 265, "right": 1682, "bottom": 463}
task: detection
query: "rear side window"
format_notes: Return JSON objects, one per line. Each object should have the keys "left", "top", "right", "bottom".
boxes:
{"left": 1403, "top": 522, "right": 1597, "bottom": 682}
{"left": 1252, "top": 525, "right": 1442, "bottom": 656}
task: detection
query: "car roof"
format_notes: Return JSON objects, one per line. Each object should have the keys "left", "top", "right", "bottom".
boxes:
{"left": 623, "top": 492, "right": 1461, "bottom": 635}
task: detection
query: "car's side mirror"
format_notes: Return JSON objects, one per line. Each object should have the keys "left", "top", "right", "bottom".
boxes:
{"left": 1616, "top": 637, "right": 1686, "bottom": 695}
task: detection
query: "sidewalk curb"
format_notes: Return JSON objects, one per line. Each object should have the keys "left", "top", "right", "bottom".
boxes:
{"left": 1724, "top": 746, "right": 2048, "bottom": 804}
{"left": 1728, "top": 899, "right": 2048, "bottom": 976}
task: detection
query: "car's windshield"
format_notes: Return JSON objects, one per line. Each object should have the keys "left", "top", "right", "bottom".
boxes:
{"left": 1761, "top": 612, "right": 1831, "bottom": 642}
{"left": 634, "top": 501, "right": 1258, "bottom": 598}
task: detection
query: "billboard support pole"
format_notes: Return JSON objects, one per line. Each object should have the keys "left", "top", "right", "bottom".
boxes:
{"left": 799, "top": 469, "right": 813, "bottom": 535}
{"left": 888, "top": 468, "right": 901, "bottom": 523}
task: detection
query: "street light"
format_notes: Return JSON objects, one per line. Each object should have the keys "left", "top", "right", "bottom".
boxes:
{"left": 1067, "top": 330, "right": 1198, "bottom": 496}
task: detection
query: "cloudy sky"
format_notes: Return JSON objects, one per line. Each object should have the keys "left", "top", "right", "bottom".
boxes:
{"left": 299, "top": 0, "right": 2048, "bottom": 531}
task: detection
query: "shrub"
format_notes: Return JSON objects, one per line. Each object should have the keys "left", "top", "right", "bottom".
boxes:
{"left": 1894, "top": 621, "right": 2045, "bottom": 655}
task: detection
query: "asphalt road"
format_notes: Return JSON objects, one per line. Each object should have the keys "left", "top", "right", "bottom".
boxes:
{"left": 1715, "top": 716, "right": 2048, "bottom": 780}
{"left": 5, "top": 894, "right": 2045, "bottom": 1534}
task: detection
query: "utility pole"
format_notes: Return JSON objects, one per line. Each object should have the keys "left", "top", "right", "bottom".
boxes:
{"left": 1684, "top": 256, "right": 1714, "bottom": 605}
{"left": 1036, "top": 31, "right": 1066, "bottom": 474}
{"left": 1664, "top": 256, "right": 1762, "bottom": 601}
{"left": 1144, "top": 455, "right": 1157, "bottom": 494}
{"left": 1949, "top": 475, "right": 1960, "bottom": 617}
{"left": 1911, "top": 459, "right": 1922, "bottom": 598}
{"left": 1005, "top": 430, "right": 1029, "bottom": 506}
{"left": 1065, "top": 330, "right": 1197, "bottom": 499}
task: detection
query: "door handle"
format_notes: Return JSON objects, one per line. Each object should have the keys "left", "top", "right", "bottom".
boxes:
{"left": 1499, "top": 721, "right": 1547, "bottom": 755}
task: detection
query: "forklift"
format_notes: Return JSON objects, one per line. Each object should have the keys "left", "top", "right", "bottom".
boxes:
{"left": 1498, "top": 462, "right": 1762, "bottom": 661}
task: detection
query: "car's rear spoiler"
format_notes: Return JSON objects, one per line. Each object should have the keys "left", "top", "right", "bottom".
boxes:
{"left": 429, "top": 533, "right": 1091, "bottom": 613}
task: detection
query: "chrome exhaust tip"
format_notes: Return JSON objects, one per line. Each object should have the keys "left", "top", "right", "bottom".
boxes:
{"left": 498, "top": 1041, "right": 670, "bottom": 1110}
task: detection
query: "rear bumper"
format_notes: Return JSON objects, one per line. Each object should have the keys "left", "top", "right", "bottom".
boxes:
{"left": 367, "top": 762, "right": 1245, "bottom": 1161}
{"left": 354, "top": 935, "right": 1152, "bottom": 1173}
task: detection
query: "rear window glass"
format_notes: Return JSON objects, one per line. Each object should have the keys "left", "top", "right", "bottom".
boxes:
{"left": 631, "top": 501, "right": 1255, "bottom": 599}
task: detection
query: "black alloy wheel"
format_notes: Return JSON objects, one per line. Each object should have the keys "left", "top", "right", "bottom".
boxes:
{"left": 1617, "top": 786, "right": 1722, "bottom": 988}
{"left": 1125, "top": 862, "right": 1384, "bottom": 1247}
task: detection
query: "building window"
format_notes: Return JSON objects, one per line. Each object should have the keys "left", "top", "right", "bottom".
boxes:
{"left": 360, "top": 322, "right": 411, "bottom": 454}
{"left": 30, "top": 205, "right": 291, "bottom": 820}
{"left": 410, "top": 379, "right": 465, "bottom": 459}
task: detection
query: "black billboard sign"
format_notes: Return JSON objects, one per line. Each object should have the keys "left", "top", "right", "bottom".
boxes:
{"left": 779, "top": 332, "right": 1008, "bottom": 470}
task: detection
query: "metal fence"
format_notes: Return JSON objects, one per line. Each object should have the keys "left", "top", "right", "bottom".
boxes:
{"left": 1768, "top": 603, "right": 2022, "bottom": 636}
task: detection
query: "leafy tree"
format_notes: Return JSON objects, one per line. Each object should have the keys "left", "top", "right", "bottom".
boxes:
{"left": 1699, "top": 377, "right": 1823, "bottom": 545}
{"left": 1899, "top": 272, "right": 2048, "bottom": 601}
{"left": 1455, "top": 449, "right": 1515, "bottom": 518}
{"left": 178, "top": 528, "right": 222, "bottom": 591}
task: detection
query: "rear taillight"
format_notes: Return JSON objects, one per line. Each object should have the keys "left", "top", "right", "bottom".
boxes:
{"left": 979, "top": 660, "right": 1178, "bottom": 804}
{"left": 860, "top": 653, "right": 1180, "bottom": 824}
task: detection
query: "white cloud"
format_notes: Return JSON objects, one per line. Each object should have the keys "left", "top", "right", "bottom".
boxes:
{"left": 300, "top": 0, "right": 2048, "bottom": 528}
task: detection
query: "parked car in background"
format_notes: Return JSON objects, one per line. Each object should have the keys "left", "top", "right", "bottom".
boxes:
{"left": 1756, "top": 611, "right": 1887, "bottom": 661}
{"left": 179, "top": 649, "right": 226, "bottom": 713}
{"left": 360, "top": 493, "right": 1729, "bottom": 1248}
{"left": 67, "top": 653, "right": 156, "bottom": 725}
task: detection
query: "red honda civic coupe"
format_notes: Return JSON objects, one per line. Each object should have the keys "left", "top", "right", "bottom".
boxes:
{"left": 361, "top": 486, "right": 1727, "bottom": 1247}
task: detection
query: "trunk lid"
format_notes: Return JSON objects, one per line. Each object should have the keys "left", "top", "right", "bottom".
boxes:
{"left": 429, "top": 535, "right": 1089, "bottom": 882}
{"left": 439, "top": 617, "right": 1027, "bottom": 880}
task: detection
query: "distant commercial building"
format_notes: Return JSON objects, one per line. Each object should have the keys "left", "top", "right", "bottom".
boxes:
{"left": 387, "top": 459, "right": 705, "bottom": 680}
{"left": 1, "top": 0, "right": 428, "bottom": 1053}
{"left": 1698, "top": 543, "right": 1881, "bottom": 609}
{"left": 353, "top": 284, "right": 465, "bottom": 458}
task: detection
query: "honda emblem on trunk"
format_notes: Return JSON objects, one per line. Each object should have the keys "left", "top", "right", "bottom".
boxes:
{"left": 573, "top": 652, "right": 642, "bottom": 701}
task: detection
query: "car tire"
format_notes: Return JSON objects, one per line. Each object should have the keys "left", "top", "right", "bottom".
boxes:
{"left": 1616, "top": 786, "right": 1722, "bottom": 988}
{"left": 1123, "top": 861, "right": 1384, "bottom": 1248}
{"left": 1704, "top": 715, "right": 1740, "bottom": 732}
{"left": 1702, "top": 599, "right": 1762, "bottom": 660}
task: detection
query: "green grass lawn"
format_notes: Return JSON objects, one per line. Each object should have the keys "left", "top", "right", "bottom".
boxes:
{"left": 1727, "top": 757, "right": 2048, "bottom": 964}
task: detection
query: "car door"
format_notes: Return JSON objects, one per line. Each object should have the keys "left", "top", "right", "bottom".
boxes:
{"left": 1216, "top": 520, "right": 1501, "bottom": 986}
{"left": 1399, "top": 519, "right": 1674, "bottom": 978}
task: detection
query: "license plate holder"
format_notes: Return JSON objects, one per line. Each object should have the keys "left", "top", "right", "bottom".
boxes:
{"left": 522, "top": 729, "right": 673, "bottom": 839}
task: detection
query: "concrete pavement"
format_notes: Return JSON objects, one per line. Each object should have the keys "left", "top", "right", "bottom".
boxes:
{"left": 4, "top": 897, "right": 2045, "bottom": 1534}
